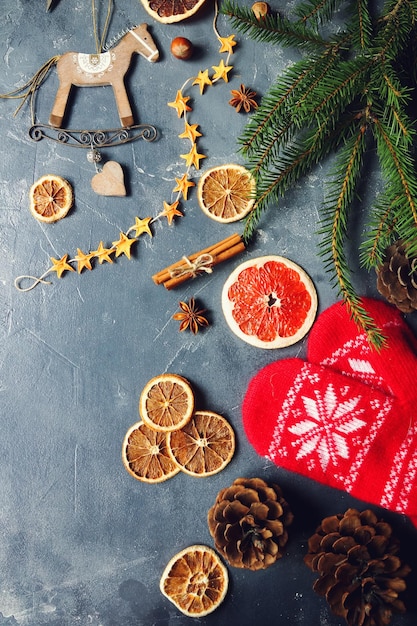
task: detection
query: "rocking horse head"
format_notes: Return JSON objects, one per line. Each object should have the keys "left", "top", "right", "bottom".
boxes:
{"left": 49, "top": 23, "right": 159, "bottom": 128}
{"left": 125, "top": 23, "right": 159, "bottom": 63}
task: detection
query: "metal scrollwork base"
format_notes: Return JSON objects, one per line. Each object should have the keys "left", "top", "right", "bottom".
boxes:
{"left": 28, "top": 123, "right": 158, "bottom": 148}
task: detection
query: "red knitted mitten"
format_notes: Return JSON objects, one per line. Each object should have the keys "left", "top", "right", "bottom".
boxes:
{"left": 307, "top": 297, "right": 417, "bottom": 404}
{"left": 242, "top": 358, "right": 417, "bottom": 528}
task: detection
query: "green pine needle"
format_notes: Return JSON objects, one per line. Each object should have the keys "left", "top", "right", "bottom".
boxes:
{"left": 221, "top": 0, "right": 417, "bottom": 348}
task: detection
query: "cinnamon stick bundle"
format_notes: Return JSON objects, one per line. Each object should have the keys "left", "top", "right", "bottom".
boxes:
{"left": 152, "top": 233, "right": 245, "bottom": 290}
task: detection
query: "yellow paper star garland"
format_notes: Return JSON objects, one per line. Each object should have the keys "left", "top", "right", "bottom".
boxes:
{"left": 165, "top": 0, "right": 236, "bottom": 224}
{"left": 14, "top": 217, "right": 153, "bottom": 291}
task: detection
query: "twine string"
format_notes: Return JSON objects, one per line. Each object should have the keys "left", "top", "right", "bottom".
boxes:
{"left": 169, "top": 254, "right": 214, "bottom": 279}
{"left": 92, "top": 0, "right": 114, "bottom": 54}
{"left": 0, "top": 56, "right": 61, "bottom": 124}
{"left": 14, "top": 270, "right": 53, "bottom": 292}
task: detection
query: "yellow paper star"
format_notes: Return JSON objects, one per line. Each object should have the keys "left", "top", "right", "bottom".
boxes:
{"left": 218, "top": 35, "right": 237, "bottom": 54}
{"left": 180, "top": 143, "right": 207, "bottom": 169}
{"left": 173, "top": 174, "right": 196, "bottom": 200}
{"left": 94, "top": 241, "right": 114, "bottom": 265}
{"left": 167, "top": 90, "right": 192, "bottom": 118}
{"left": 130, "top": 216, "right": 153, "bottom": 238}
{"left": 161, "top": 200, "right": 184, "bottom": 225}
{"left": 192, "top": 69, "right": 212, "bottom": 95}
{"left": 112, "top": 232, "right": 137, "bottom": 259}
{"left": 212, "top": 59, "right": 233, "bottom": 83}
{"left": 73, "top": 248, "right": 94, "bottom": 273}
{"left": 50, "top": 254, "right": 75, "bottom": 278}
{"left": 178, "top": 122, "right": 202, "bottom": 143}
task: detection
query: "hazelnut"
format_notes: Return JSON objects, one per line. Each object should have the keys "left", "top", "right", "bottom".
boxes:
{"left": 251, "top": 2, "right": 270, "bottom": 19}
{"left": 170, "top": 37, "right": 193, "bottom": 60}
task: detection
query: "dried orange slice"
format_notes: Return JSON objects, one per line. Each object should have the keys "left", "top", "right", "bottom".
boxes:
{"left": 160, "top": 544, "right": 228, "bottom": 617}
{"left": 140, "top": 0, "right": 207, "bottom": 23}
{"left": 167, "top": 410, "right": 235, "bottom": 477}
{"left": 222, "top": 255, "right": 317, "bottom": 349}
{"left": 29, "top": 174, "right": 73, "bottom": 223}
{"left": 197, "top": 163, "right": 256, "bottom": 223}
{"left": 139, "top": 373, "right": 194, "bottom": 432}
{"left": 122, "top": 420, "right": 180, "bottom": 483}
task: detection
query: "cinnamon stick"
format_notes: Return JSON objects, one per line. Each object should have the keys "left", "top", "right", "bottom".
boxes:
{"left": 163, "top": 241, "right": 245, "bottom": 290}
{"left": 152, "top": 233, "right": 243, "bottom": 286}
{"left": 152, "top": 233, "right": 245, "bottom": 289}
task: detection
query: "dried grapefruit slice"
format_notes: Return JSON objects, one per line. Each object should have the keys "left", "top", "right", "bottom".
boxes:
{"left": 160, "top": 544, "right": 228, "bottom": 617}
{"left": 29, "top": 174, "right": 73, "bottom": 223}
{"left": 139, "top": 373, "right": 194, "bottom": 432}
{"left": 197, "top": 164, "right": 256, "bottom": 223}
{"left": 122, "top": 421, "right": 180, "bottom": 483}
{"left": 222, "top": 255, "right": 317, "bottom": 349}
{"left": 140, "top": 0, "right": 207, "bottom": 23}
{"left": 167, "top": 410, "right": 235, "bottom": 477}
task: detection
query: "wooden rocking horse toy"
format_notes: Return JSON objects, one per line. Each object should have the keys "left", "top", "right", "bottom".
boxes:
{"left": 50, "top": 23, "right": 159, "bottom": 128}
{"left": 0, "top": 24, "right": 159, "bottom": 129}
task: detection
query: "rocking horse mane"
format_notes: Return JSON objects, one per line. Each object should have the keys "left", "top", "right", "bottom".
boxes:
{"left": 103, "top": 24, "right": 142, "bottom": 51}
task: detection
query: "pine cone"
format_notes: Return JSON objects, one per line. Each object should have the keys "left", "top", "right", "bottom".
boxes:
{"left": 304, "top": 508, "right": 411, "bottom": 626}
{"left": 376, "top": 240, "right": 417, "bottom": 312}
{"left": 207, "top": 477, "right": 294, "bottom": 571}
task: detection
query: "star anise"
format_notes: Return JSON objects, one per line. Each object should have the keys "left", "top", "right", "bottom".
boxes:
{"left": 229, "top": 84, "right": 258, "bottom": 113}
{"left": 172, "top": 298, "right": 209, "bottom": 334}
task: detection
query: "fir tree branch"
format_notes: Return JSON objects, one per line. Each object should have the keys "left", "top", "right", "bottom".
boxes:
{"left": 294, "top": 50, "right": 342, "bottom": 114}
{"left": 240, "top": 52, "right": 341, "bottom": 171}
{"left": 220, "top": 1, "right": 336, "bottom": 51}
{"left": 318, "top": 126, "right": 387, "bottom": 346}
{"left": 374, "top": 0, "right": 417, "bottom": 60}
{"left": 294, "top": 0, "right": 341, "bottom": 26}
{"left": 350, "top": 0, "right": 372, "bottom": 50}
{"left": 370, "top": 61, "right": 412, "bottom": 111}
{"left": 360, "top": 192, "right": 399, "bottom": 268}
{"left": 247, "top": 117, "right": 296, "bottom": 177}
{"left": 238, "top": 59, "right": 312, "bottom": 157}
{"left": 307, "top": 57, "right": 372, "bottom": 123}
{"left": 243, "top": 136, "right": 320, "bottom": 241}
{"left": 343, "top": 297, "right": 388, "bottom": 349}
{"left": 371, "top": 114, "right": 417, "bottom": 230}
{"left": 380, "top": 0, "right": 417, "bottom": 30}
{"left": 319, "top": 126, "right": 366, "bottom": 288}
{"left": 244, "top": 111, "right": 354, "bottom": 241}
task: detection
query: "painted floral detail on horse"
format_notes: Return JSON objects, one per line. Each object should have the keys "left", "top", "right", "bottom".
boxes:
{"left": 75, "top": 52, "right": 115, "bottom": 78}
{"left": 288, "top": 383, "right": 367, "bottom": 472}
{"left": 48, "top": 24, "right": 159, "bottom": 128}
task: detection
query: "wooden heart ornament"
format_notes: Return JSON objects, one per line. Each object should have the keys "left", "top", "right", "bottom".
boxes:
{"left": 91, "top": 161, "right": 126, "bottom": 196}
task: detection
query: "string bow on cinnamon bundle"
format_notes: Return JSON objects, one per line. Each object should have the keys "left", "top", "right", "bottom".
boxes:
{"left": 152, "top": 233, "right": 245, "bottom": 289}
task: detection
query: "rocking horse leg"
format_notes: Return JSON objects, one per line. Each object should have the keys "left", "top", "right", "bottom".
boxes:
{"left": 112, "top": 80, "right": 134, "bottom": 128}
{"left": 49, "top": 82, "right": 72, "bottom": 128}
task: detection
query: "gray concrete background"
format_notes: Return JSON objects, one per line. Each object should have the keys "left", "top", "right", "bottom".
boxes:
{"left": 1, "top": 1, "right": 416, "bottom": 625}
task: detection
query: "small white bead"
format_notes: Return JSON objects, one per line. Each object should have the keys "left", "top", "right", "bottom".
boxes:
{"left": 87, "top": 149, "right": 102, "bottom": 164}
